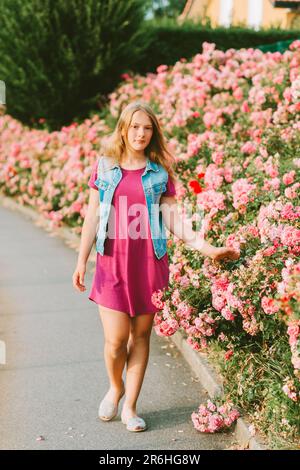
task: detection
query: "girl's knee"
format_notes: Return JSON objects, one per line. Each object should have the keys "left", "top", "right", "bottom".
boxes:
{"left": 129, "top": 329, "right": 152, "bottom": 344}
{"left": 130, "top": 315, "right": 154, "bottom": 341}
{"left": 105, "top": 338, "right": 128, "bottom": 355}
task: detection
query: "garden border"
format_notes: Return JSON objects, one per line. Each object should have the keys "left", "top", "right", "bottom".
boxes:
{"left": 0, "top": 195, "right": 268, "bottom": 450}
{"left": 171, "top": 331, "right": 268, "bottom": 449}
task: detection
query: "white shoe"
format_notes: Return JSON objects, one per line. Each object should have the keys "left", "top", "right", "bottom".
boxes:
{"left": 121, "top": 413, "right": 147, "bottom": 432}
{"left": 98, "top": 385, "right": 125, "bottom": 421}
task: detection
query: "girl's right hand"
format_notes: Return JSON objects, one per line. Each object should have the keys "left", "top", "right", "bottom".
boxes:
{"left": 212, "top": 246, "right": 240, "bottom": 261}
{"left": 72, "top": 263, "right": 86, "bottom": 292}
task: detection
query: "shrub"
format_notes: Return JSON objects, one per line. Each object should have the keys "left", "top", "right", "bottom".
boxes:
{"left": 0, "top": 0, "right": 149, "bottom": 130}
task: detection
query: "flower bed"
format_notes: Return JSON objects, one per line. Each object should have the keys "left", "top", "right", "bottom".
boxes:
{"left": 1, "top": 40, "right": 299, "bottom": 448}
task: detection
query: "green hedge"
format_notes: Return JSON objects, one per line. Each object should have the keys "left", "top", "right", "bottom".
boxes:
{"left": 128, "top": 19, "right": 300, "bottom": 74}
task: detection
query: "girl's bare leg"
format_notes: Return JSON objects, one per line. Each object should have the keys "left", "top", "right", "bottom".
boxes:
{"left": 121, "top": 313, "right": 155, "bottom": 420}
{"left": 98, "top": 305, "right": 130, "bottom": 405}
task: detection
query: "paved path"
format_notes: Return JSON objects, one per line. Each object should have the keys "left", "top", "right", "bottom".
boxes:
{"left": 0, "top": 204, "right": 235, "bottom": 450}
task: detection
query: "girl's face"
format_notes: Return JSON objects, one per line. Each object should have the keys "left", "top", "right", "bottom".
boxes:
{"left": 124, "top": 110, "right": 153, "bottom": 153}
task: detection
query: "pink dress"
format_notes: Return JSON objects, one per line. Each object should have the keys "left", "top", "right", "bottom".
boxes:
{"left": 87, "top": 160, "right": 176, "bottom": 317}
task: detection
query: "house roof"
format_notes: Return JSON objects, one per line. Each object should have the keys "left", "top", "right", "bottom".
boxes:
{"left": 272, "top": 0, "right": 300, "bottom": 8}
{"left": 180, "top": 1, "right": 300, "bottom": 20}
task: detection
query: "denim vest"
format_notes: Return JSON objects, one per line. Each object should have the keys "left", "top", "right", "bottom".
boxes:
{"left": 94, "top": 156, "right": 169, "bottom": 259}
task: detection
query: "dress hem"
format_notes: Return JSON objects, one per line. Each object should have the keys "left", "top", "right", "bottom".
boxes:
{"left": 88, "top": 295, "right": 157, "bottom": 318}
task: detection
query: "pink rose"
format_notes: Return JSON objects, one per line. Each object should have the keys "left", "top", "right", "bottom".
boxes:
{"left": 282, "top": 171, "right": 295, "bottom": 186}
{"left": 221, "top": 306, "right": 235, "bottom": 321}
{"left": 261, "top": 297, "right": 280, "bottom": 315}
{"left": 241, "top": 141, "right": 257, "bottom": 154}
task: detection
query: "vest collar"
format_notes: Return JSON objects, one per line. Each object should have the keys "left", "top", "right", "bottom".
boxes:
{"left": 102, "top": 156, "right": 159, "bottom": 173}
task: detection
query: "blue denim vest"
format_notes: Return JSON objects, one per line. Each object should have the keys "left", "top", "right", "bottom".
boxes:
{"left": 94, "top": 156, "right": 169, "bottom": 259}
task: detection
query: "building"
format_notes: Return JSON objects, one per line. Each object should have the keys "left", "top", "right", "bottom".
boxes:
{"left": 178, "top": 0, "right": 300, "bottom": 30}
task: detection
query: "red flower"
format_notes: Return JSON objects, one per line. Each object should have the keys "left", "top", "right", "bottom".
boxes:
{"left": 224, "top": 350, "right": 234, "bottom": 361}
{"left": 197, "top": 172, "right": 205, "bottom": 179}
{"left": 121, "top": 73, "right": 131, "bottom": 80}
{"left": 189, "top": 180, "right": 203, "bottom": 194}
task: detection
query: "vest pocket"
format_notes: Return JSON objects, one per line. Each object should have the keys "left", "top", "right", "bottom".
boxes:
{"left": 151, "top": 182, "right": 167, "bottom": 195}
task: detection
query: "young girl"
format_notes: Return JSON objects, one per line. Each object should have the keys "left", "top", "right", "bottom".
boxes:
{"left": 72, "top": 101, "right": 240, "bottom": 433}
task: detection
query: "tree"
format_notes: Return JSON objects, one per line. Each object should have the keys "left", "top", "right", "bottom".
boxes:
{"left": 0, "top": 0, "right": 149, "bottom": 129}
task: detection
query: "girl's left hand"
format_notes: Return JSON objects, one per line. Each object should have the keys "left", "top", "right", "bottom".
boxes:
{"left": 211, "top": 246, "right": 240, "bottom": 261}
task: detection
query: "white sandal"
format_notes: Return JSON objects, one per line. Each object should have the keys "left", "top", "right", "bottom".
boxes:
{"left": 99, "top": 399, "right": 119, "bottom": 421}
{"left": 98, "top": 385, "right": 125, "bottom": 421}
{"left": 121, "top": 415, "right": 147, "bottom": 432}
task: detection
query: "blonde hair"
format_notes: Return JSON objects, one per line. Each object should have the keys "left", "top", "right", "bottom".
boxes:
{"left": 99, "top": 100, "right": 177, "bottom": 182}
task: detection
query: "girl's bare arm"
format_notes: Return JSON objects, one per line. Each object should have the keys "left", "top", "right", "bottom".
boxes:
{"left": 77, "top": 188, "right": 100, "bottom": 266}
{"left": 73, "top": 188, "right": 100, "bottom": 292}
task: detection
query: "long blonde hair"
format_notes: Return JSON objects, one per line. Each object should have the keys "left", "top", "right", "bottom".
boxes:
{"left": 100, "top": 101, "right": 177, "bottom": 181}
